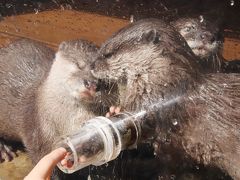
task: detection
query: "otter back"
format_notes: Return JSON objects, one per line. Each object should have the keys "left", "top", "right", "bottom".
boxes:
{"left": 0, "top": 39, "right": 54, "bottom": 141}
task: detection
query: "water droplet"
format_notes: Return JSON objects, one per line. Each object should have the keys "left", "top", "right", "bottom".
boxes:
{"left": 172, "top": 119, "right": 178, "bottom": 126}
{"left": 87, "top": 175, "right": 91, "bottom": 180}
{"left": 170, "top": 174, "right": 176, "bottom": 180}
{"left": 230, "top": 0, "right": 234, "bottom": 6}
{"left": 223, "top": 83, "right": 228, "bottom": 88}
{"left": 199, "top": 15, "right": 204, "bottom": 23}
{"left": 195, "top": 165, "right": 200, "bottom": 170}
{"left": 15, "top": 28, "right": 20, "bottom": 32}
{"left": 159, "top": 176, "right": 164, "bottom": 180}
{"left": 130, "top": 15, "right": 134, "bottom": 23}
{"left": 164, "top": 83, "right": 167, "bottom": 87}
{"left": 66, "top": 4, "right": 72, "bottom": 10}
{"left": 153, "top": 142, "right": 159, "bottom": 150}
{"left": 60, "top": 5, "right": 65, "bottom": 10}
{"left": 5, "top": 4, "right": 13, "bottom": 8}
{"left": 34, "top": 8, "right": 39, "bottom": 14}
{"left": 0, "top": 14, "right": 3, "bottom": 21}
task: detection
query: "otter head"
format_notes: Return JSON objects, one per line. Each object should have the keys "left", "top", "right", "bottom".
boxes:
{"left": 54, "top": 40, "right": 100, "bottom": 104}
{"left": 172, "top": 16, "right": 222, "bottom": 59}
{"left": 92, "top": 19, "right": 200, "bottom": 110}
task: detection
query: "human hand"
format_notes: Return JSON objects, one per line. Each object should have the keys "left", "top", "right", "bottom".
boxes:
{"left": 106, "top": 106, "right": 121, "bottom": 118}
{"left": 24, "top": 147, "right": 67, "bottom": 180}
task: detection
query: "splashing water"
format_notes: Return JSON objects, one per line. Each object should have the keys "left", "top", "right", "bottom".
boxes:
{"left": 56, "top": 95, "right": 183, "bottom": 173}
{"left": 130, "top": 15, "right": 134, "bottom": 23}
{"left": 199, "top": 15, "right": 204, "bottom": 23}
{"left": 131, "top": 96, "right": 182, "bottom": 119}
{"left": 34, "top": 8, "right": 39, "bottom": 14}
{"left": 230, "top": 0, "right": 235, "bottom": 6}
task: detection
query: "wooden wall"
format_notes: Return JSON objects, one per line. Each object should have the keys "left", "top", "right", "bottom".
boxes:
{"left": 0, "top": 10, "right": 239, "bottom": 60}
{"left": 0, "top": 10, "right": 128, "bottom": 49}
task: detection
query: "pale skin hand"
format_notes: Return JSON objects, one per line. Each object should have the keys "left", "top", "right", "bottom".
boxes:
{"left": 25, "top": 107, "right": 121, "bottom": 179}
{"left": 106, "top": 106, "right": 121, "bottom": 118}
{"left": 24, "top": 147, "right": 67, "bottom": 180}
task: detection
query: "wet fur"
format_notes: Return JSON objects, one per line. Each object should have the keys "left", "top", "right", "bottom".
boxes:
{"left": 172, "top": 17, "right": 240, "bottom": 73}
{"left": 0, "top": 39, "right": 54, "bottom": 142}
{"left": 0, "top": 39, "right": 116, "bottom": 166}
{"left": 23, "top": 40, "right": 109, "bottom": 163}
{"left": 92, "top": 19, "right": 240, "bottom": 179}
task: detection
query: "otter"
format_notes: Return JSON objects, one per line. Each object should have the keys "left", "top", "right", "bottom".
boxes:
{"left": 91, "top": 19, "right": 240, "bottom": 180}
{"left": 0, "top": 39, "right": 55, "bottom": 162}
{"left": 0, "top": 39, "right": 118, "bottom": 165}
{"left": 171, "top": 16, "right": 240, "bottom": 73}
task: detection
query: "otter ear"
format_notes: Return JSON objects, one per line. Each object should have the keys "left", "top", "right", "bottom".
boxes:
{"left": 58, "top": 41, "right": 68, "bottom": 52}
{"left": 142, "top": 29, "right": 160, "bottom": 44}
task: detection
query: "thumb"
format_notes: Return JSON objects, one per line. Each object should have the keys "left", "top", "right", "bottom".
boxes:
{"left": 25, "top": 147, "right": 67, "bottom": 179}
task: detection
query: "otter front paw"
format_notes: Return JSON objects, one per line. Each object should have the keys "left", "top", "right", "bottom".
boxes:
{"left": 106, "top": 106, "right": 121, "bottom": 118}
{"left": 0, "top": 139, "right": 17, "bottom": 163}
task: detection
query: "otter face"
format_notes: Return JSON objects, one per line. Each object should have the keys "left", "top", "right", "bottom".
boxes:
{"left": 56, "top": 40, "right": 119, "bottom": 108}
{"left": 92, "top": 19, "right": 198, "bottom": 81}
{"left": 52, "top": 40, "right": 100, "bottom": 104}
{"left": 172, "top": 17, "right": 222, "bottom": 59}
{"left": 92, "top": 19, "right": 199, "bottom": 109}
{"left": 53, "top": 51, "right": 97, "bottom": 104}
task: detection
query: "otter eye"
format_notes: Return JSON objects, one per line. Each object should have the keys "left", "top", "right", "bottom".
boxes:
{"left": 84, "top": 80, "right": 90, "bottom": 89}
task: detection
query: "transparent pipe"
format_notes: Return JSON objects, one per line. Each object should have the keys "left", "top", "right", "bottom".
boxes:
{"left": 55, "top": 96, "right": 181, "bottom": 174}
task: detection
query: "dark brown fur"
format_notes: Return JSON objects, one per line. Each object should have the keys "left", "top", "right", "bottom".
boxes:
{"left": 172, "top": 16, "right": 240, "bottom": 73}
{"left": 92, "top": 19, "right": 240, "bottom": 179}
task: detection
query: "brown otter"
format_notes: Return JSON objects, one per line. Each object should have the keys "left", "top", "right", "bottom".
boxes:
{"left": 91, "top": 19, "right": 240, "bottom": 179}
{"left": 0, "top": 39, "right": 55, "bottom": 162}
{"left": 171, "top": 16, "right": 240, "bottom": 73}
{"left": 0, "top": 39, "right": 117, "bottom": 166}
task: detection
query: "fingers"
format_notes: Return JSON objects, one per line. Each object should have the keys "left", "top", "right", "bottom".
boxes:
{"left": 115, "top": 107, "right": 121, "bottom": 114}
{"left": 25, "top": 147, "right": 67, "bottom": 180}
{"left": 106, "top": 106, "right": 121, "bottom": 118}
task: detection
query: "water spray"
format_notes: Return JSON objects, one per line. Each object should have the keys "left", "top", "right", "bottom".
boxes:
{"left": 55, "top": 96, "right": 181, "bottom": 173}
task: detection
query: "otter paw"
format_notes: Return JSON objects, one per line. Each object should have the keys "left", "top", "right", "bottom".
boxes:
{"left": 106, "top": 106, "right": 121, "bottom": 118}
{"left": 0, "top": 140, "right": 17, "bottom": 163}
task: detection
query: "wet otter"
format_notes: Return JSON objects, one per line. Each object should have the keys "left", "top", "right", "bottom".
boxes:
{"left": 171, "top": 16, "right": 240, "bottom": 73}
{"left": 0, "top": 39, "right": 54, "bottom": 162}
{"left": 0, "top": 39, "right": 117, "bottom": 166}
{"left": 92, "top": 19, "right": 240, "bottom": 179}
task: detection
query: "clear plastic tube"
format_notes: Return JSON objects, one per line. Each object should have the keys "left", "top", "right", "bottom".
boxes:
{"left": 55, "top": 113, "right": 141, "bottom": 174}
{"left": 55, "top": 96, "right": 181, "bottom": 173}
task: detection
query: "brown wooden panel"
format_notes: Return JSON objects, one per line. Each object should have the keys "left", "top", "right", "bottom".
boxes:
{"left": 223, "top": 37, "right": 240, "bottom": 60}
{"left": 0, "top": 33, "right": 20, "bottom": 48}
{"left": 0, "top": 10, "right": 128, "bottom": 47}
